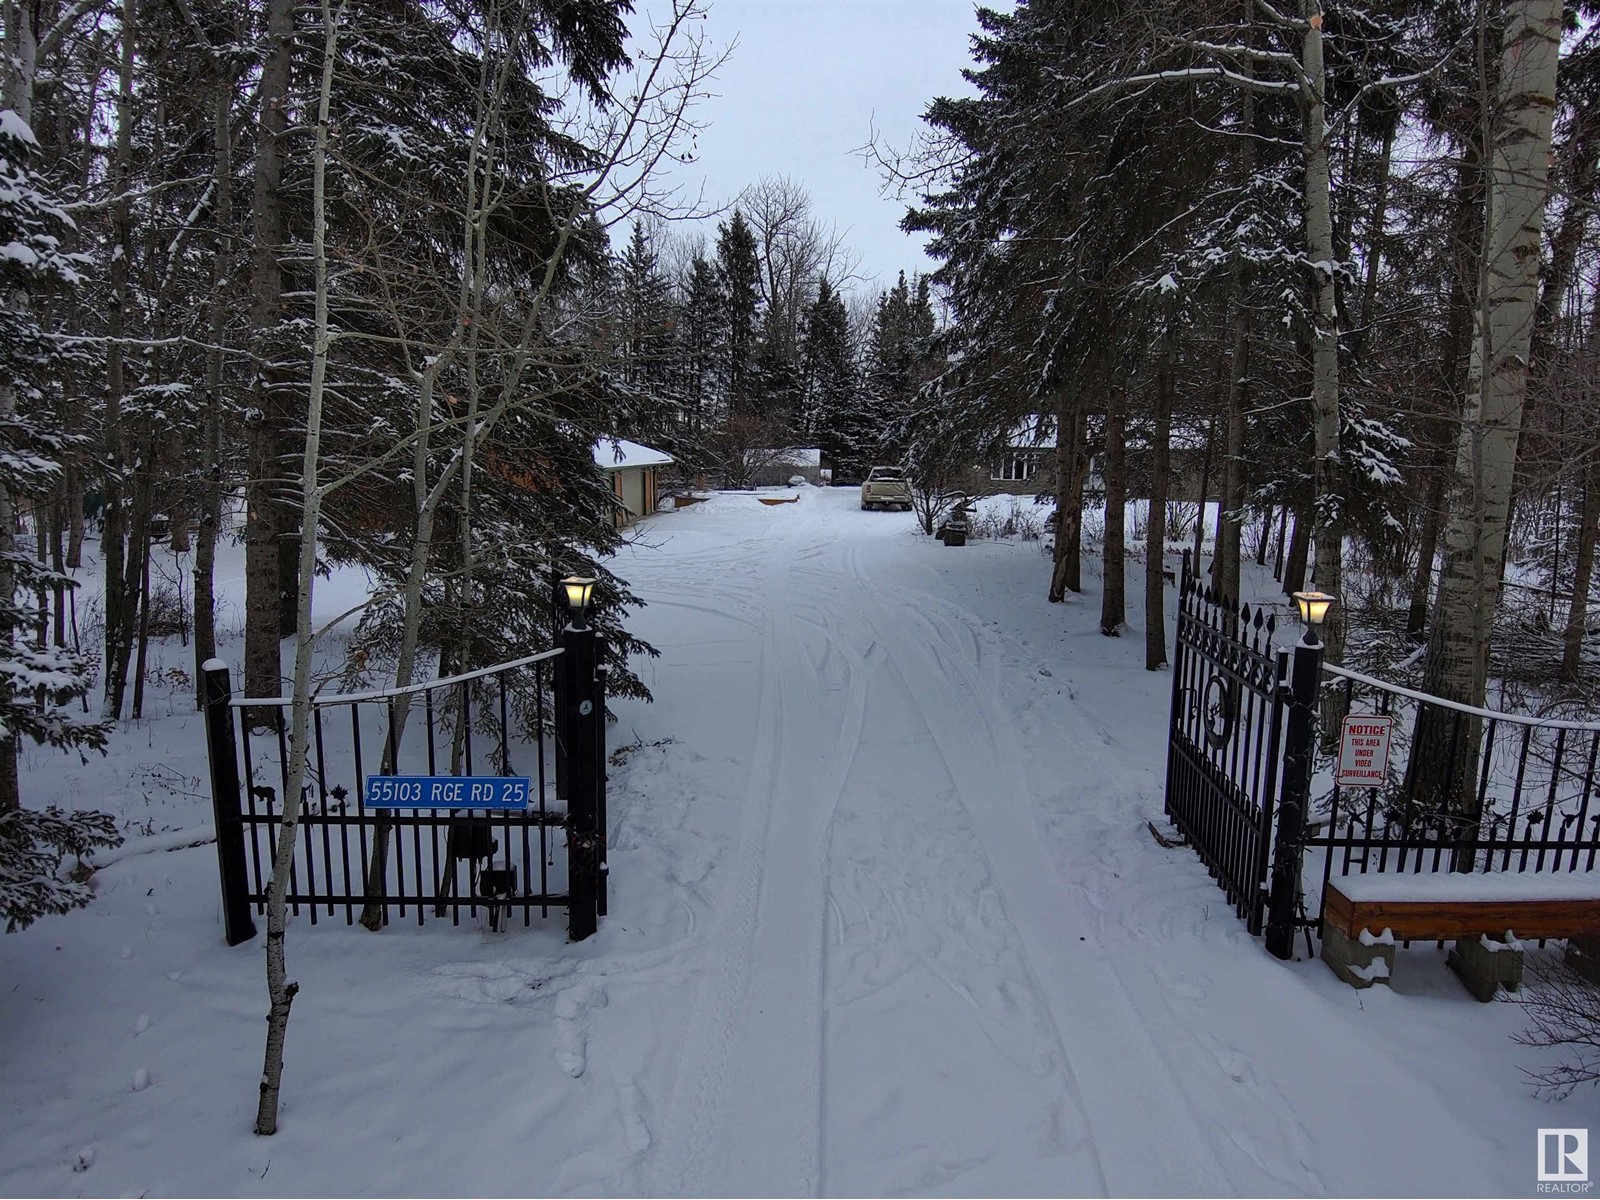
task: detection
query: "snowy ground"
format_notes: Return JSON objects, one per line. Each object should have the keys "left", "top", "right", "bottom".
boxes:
{"left": 1, "top": 487, "right": 1587, "bottom": 1198}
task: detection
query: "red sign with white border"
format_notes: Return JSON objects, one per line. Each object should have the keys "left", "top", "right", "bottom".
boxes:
{"left": 1336, "top": 714, "right": 1393, "bottom": 788}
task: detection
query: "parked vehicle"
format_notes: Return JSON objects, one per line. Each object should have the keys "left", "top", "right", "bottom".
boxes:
{"left": 860, "top": 466, "right": 912, "bottom": 511}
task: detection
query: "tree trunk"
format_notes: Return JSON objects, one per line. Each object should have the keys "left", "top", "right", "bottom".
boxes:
{"left": 1100, "top": 386, "right": 1125, "bottom": 636}
{"left": 1192, "top": 411, "right": 1214, "bottom": 567}
{"left": 1563, "top": 464, "right": 1597, "bottom": 683}
{"left": 194, "top": 16, "right": 234, "bottom": 708}
{"left": 100, "top": 0, "right": 136, "bottom": 720}
{"left": 1064, "top": 405, "right": 1086, "bottom": 593}
{"left": 63, "top": 459, "right": 83, "bottom": 569}
{"left": 1282, "top": 503, "right": 1309, "bottom": 594}
{"left": 243, "top": 0, "right": 295, "bottom": 709}
{"left": 1419, "top": 0, "right": 1562, "bottom": 823}
{"left": 1272, "top": 502, "right": 1287, "bottom": 580}
{"left": 49, "top": 497, "right": 65, "bottom": 648}
{"left": 1145, "top": 355, "right": 1174, "bottom": 670}
{"left": 1406, "top": 443, "right": 1451, "bottom": 643}
{"left": 1353, "top": 117, "right": 1396, "bottom": 360}
{"left": 1303, "top": 0, "right": 1344, "bottom": 666}
{"left": 1255, "top": 504, "right": 1272, "bottom": 566}
{"left": 1218, "top": 312, "right": 1249, "bottom": 606}
{"left": 1527, "top": 119, "right": 1597, "bottom": 417}
{"left": 1217, "top": 23, "right": 1253, "bottom": 605}
{"left": 131, "top": 521, "right": 152, "bottom": 719}
{"left": 1048, "top": 385, "right": 1076, "bottom": 602}
{"left": 1407, "top": 153, "right": 1482, "bottom": 643}
{"left": 257, "top": 2, "right": 341, "bottom": 1134}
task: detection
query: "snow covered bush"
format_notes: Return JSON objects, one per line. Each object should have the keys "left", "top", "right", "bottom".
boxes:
{"left": 0, "top": 806, "right": 120, "bottom": 932}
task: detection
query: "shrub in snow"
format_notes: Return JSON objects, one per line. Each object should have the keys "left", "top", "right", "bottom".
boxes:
{"left": 969, "top": 499, "right": 1045, "bottom": 543}
{"left": 0, "top": 806, "right": 120, "bottom": 932}
{"left": 1516, "top": 952, "right": 1600, "bottom": 1098}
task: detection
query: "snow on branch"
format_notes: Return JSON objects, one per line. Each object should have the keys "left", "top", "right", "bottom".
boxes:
{"left": 1058, "top": 66, "right": 1300, "bottom": 110}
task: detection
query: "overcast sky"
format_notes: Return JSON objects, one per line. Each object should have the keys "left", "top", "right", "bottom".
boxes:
{"left": 636, "top": 0, "right": 986, "bottom": 298}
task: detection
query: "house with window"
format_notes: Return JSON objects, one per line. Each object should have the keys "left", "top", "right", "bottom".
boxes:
{"left": 974, "top": 420, "right": 1061, "bottom": 497}
{"left": 594, "top": 438, "right": 673, "bottom": 528}
{"left": 969, "top": 417, "right": 1216, "bottom": 504}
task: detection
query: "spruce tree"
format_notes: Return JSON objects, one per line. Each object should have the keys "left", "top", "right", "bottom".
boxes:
{"left": 715, "top": 209, "right": 761, "bottom": 418}
{"left": 678, "top": 253, "right": 725, "bottom": 436}
{"left": 0, "top": 107, "right": 118, "bottom": 929}
{"left": 799, "top": 278, "right": 860, "bottom": 472}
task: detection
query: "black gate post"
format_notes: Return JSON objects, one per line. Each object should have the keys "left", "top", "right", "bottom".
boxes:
{"left": 1164, "top": 550, "right": 1193, "bottom": 823}
{"left": 557, "top": 622, "right": 601, "bottom": 941}
{"left": 1265, "top": 633, "right": 1322, "bottom": 959}
{"left": 201, "top": 661, "right": 257, "bottom": 946}
{"left": 595, "top": 646, "right": 610, "bottom": 919}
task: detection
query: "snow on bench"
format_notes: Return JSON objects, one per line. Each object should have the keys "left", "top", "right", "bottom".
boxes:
{"left": 1331, "top": 870, "right": 1600, "bottom": 905}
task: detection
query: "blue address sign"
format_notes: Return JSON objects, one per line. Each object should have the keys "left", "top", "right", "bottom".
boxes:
{"left": 364, "top": 775, "right": 532, "bottom": 811}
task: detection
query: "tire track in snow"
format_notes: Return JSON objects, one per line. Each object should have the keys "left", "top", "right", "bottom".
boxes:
{"left": 646, "top": 549, "right": 786, "bottom": 1197}
{"left": 647, "top": 509, "right": 868, "bottom": 1198}
{"left": 878, "top": 566, "right": 1326, "bottom": 1194}
{"left": 841, "top": 539, "right": 1240, "bottom": 1198}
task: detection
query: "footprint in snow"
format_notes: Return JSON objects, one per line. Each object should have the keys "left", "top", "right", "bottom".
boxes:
{"left": 1198, "top": 1031, "right": 1253, "bottom": 1083}
{"left": 553, "top": 980, "right": 608, "bottom": 1079}
{"left": 131, "top": 1068, "right": 151, "bottom": 1092}
{"left": 133, "top": 1013, "right": 151, "bottom": 1036}
{"left": 616, "top": 1080, "right": 651, "bottom": 1153}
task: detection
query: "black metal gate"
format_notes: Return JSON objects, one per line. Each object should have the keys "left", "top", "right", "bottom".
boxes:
{"left": 1164, "top": 558, "right": 1290, "bottom": 935}
{"left": 202, "top": 625, "right": 608, "bottom": 945}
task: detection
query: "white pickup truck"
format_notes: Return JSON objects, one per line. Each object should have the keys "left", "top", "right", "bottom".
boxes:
{"left": 860, "top": 466, "right": 912, "bottom": 511}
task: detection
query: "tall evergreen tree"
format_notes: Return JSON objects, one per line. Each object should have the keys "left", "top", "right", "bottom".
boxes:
{"left": 617, "top": 221, "right": 678, "bottom": 405}
{"left": 799, "top": 278, "right": 861, "bottom": 470}
{"left": 715, "top": 208, "right": 761, "bottom": 418}
{"left": 0, "top": 106, "right": 118, "bottom": 926}
{"left": 865, "top": 271, "right": 936, "bottom": 462}
{"left": 678, "top": 252, "right": 724, "bottom": 436}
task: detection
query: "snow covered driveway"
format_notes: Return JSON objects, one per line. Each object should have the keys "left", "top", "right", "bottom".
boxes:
{"left": 633, "top": 492, "right": 1235, "bottom": 1196}
{"left": 0, "top": 488, "right": 1573, "bottom": 1197}
{"left": 609, "top": 489, "right": 1551, "bottom": 1198}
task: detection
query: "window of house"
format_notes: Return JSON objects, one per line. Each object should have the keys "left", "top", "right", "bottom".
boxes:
{"left": 990, "top": 453, "right": 1039, "bottom": 481}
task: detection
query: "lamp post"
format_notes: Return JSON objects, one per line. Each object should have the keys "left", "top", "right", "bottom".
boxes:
{"left": 556, "top": 575, "right": 601, "bottom": 939}
{"left": 1266, "top": 588, "right": 1335, "bottom": 959}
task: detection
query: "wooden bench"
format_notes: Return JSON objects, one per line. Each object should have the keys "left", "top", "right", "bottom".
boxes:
{"left": 1320, "top": 872, "right": 1600, "bottom": 1001}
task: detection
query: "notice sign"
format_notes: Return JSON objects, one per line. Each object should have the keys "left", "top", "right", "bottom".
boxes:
{"left": 1335, "top": 716, "right": 1393, "bottom": 788}
{"left": 364, "top": 776, "right": 531, "bottom": 811}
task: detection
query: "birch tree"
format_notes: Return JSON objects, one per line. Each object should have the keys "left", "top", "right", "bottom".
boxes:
{"left": 253, "top": 0, "right": 342, "bottom": 1135}
{"left": 1419, "top": 0, "right": 1562, "bottom": 814}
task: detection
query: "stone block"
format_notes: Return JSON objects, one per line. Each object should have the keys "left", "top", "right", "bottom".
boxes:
{"left": 1321, "top": 922, "right": 1395, "bottom": 989}
{"left": 1447, "top": 932, "right": 1524, "bottom": 1002}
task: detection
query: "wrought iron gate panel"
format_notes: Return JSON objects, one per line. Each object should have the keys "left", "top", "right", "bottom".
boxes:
{"left": 1165, "top": 567, "right": 1287, "bottom": 934}
{"left": 204, "top": 637, "right": 609, "bottom": 942}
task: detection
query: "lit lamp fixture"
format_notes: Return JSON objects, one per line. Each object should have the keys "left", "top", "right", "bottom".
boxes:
{"left": 561, "top": 576, "right": 597, "bottom": 628}
{"left": 1292, "top": 590, "right": 1335, "bottom": 644}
